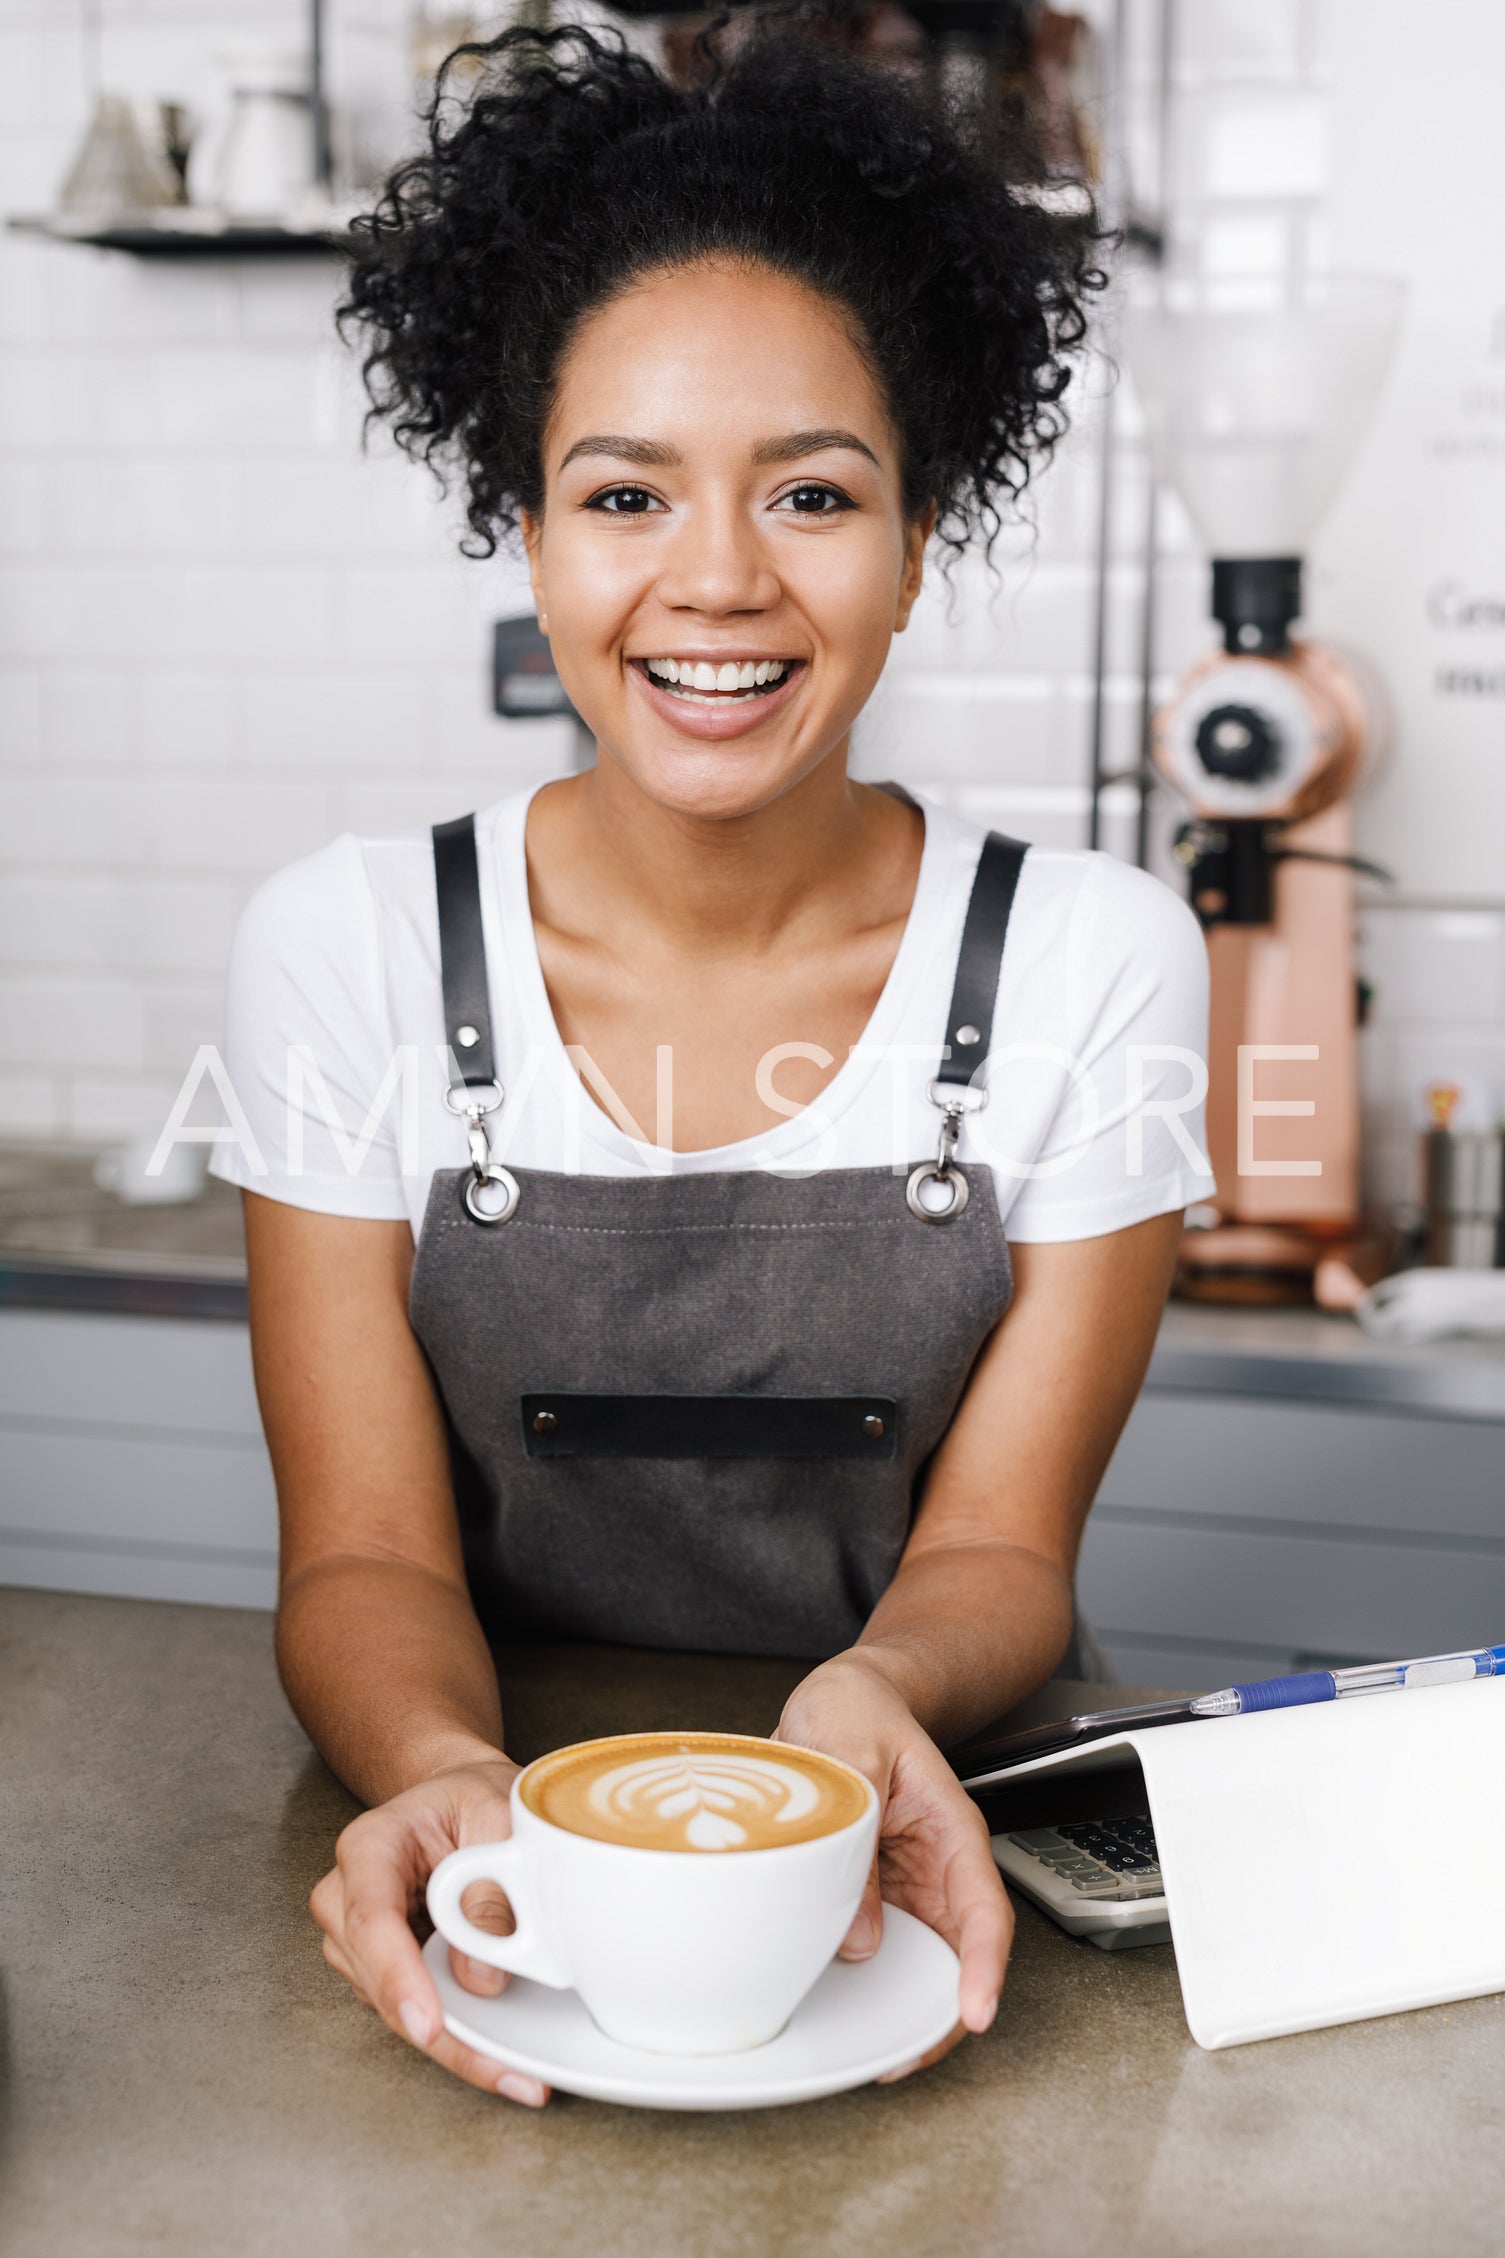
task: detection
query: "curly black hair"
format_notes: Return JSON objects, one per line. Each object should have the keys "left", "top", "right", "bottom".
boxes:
{"left": 339, "top": 15, "right": 1107, "bottom": 563}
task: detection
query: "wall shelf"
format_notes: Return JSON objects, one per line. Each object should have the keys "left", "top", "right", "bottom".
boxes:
{"left": 8, "top": 210, "right": 356, "bottom": 259}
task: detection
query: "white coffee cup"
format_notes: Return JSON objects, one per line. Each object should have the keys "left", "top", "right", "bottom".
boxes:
{"left": 426, "top": 1733, "right": 879, "bottom": 2056}
{"left": 94, "top": 1134, "right": 208, "bottom": 1207}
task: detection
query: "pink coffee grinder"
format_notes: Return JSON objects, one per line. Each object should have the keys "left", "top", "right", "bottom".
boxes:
{"left": 1124, "top": 275, "right": 1405, "bottom": 1304}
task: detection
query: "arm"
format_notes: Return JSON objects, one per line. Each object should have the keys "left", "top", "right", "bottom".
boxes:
{"left": 777, "top": 1210, "right": 1182, "bottom": 2064}
{"left": 247, "top": 1193, "right": 501, "bottom": 1804}
{"left": 855, "top": 1207, "right": 1183, "bottom": 1740}
{"left": 244, "top": 1192, "right": 546, "bottom": 2106}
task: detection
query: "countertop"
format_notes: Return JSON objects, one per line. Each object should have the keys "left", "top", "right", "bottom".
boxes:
{"left": 2, "top": 1588, "right": 1500, "bottom": 2258}
{"left": 4, "top": 1142, "right": 1504, "bottom": 1416}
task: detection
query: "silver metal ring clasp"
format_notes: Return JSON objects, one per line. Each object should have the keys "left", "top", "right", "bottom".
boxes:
{"left": 906, "top": 1078, "right": 984, "bottom": 1224}
{"left": 463, "top": 1163, "right": 521, "bottom": 1225}
{"left": 445, "top": 1078, "right": 519, "bottom": 1225}
{"left": 905, "top": 1158, "right": 970, "bottom": 1223}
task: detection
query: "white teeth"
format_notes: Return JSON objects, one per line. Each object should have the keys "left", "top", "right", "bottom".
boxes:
{"left": 641, "top": 657, "right": 794, "bottom": 694}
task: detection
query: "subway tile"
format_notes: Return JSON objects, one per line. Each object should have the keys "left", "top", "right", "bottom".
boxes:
{"left": 0, "top": 776, "right": 334, "bottom": 873}
{"left": 46, "top": 459, "right": 243, "bottom": 556}
{"left": 0, "top": 778, "right": 152, "bottom": 863}
{"left": 0, "top": 563, "right": 335, "bottom": 663}
{"left": 1199, "top": 91, "right": 1329, "bottom": 201}
{"left": 139, "top": 669, "right": 241, "bottom": 763}
{"left": 64, "top": 1074, "right": 183, "bottom": 1141}
{"left": 334, "top": 563, "right": 490, "bottom": 666}
{"left": 141, "top": 347, "right": 340, "bottom": 451}
{"left": 1197, "top": 211, "right": 1294, "bottom": 277}
{"left": 0, "top": 874, "right": 244, "bottom": 972}
{"left": 877, "top": 676, "right": 1061, "bottom": 785}
{"left": 241, "top": 666, "right": 428, "bottom": 770}
{"left": 1177, "top": 0, "right": 1303, "bottom": 74}
{"left": 432, "top": 669, "right": 579, "bottom": 777}
{"left": 239, "top": 453, "right": 451, "bottom": 558}
{"left": 0, "top": 974, "right": 144, "bottom": 1069}
{"left": 1359, "top": 906, "right": 1505, "bottom": 1028}
{"left": 0, "top": 1069, "right": 57, "bottom": 1136}
{"left": 139, "top": 778, "right": 339, "bottom": 875}
{"left": 0, "top": 667, "right": 44, "bottom": 763}
{"left": 236, "top": 264, "right": 349, "bottom": 346}
{"left": 330, "top": 776, "right": 521, "bottom": 839}
{"left": 0, "top": 460, "right": 48, "bottom": 553}
{"left": 950, "top": 784, "right": 1094, "bottom": 855}
{"left": 0, "top": 25, "right": 88, "bottom": 131}
{"left": 140, "top": 982, "right": 230, "bottom": 1078}
{"left": 41, "top": 668, "right": 138, "bottom": 764}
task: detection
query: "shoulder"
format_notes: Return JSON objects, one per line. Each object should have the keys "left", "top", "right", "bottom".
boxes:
{"left": 1010, "top": 844, "right": 1207, "bottom": 998}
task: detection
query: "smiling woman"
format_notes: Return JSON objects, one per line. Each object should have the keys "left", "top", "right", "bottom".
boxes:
{"left": 211, "top": 16, "right": 1214, "bottom": 2111}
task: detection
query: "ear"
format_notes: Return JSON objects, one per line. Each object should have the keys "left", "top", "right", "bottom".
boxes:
{"left": 520, "top": 508, "right": 548, "bottom": 633}
{"left": 893, "top": 503, "right": 936, "bottom": 633}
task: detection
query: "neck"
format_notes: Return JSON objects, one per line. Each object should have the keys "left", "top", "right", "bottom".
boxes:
{"left": 528, "top": 746, "right": 916, "bottom": 959}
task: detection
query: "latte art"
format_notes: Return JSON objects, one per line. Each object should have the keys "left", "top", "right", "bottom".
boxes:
{"left": 590, "top": 1751, "right": 819, "bottom": 1851}
{"left": 522, "top": 1731, "right": 872, "bottom": 1852}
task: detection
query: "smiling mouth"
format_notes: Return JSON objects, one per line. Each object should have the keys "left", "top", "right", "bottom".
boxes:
{"left": 632, "top": 657, "right": 804, "bottom": 704}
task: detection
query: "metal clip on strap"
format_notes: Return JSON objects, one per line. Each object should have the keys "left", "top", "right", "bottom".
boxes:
{"left": 433, "top": 814, "right": 520, "bottom": 1224}
{"left": 906, "top": 830, "right": 1027, "bottom": 1225}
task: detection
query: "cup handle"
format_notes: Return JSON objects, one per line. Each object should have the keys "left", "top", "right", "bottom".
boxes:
{"left": 425, "top": 1840, "right": 572, "bottom": 1990}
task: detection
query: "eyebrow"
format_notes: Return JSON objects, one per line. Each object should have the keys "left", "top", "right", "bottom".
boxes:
{"left": 557, "top": 427, "right": 882, "bottom": 472}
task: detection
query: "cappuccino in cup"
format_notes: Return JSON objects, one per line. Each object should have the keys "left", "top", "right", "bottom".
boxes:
{"left": 427, "top": 1731, "right": 879, "bottom": 2055}
{"left": 522, "top": 1731, "right": 871, "bottom": 1853}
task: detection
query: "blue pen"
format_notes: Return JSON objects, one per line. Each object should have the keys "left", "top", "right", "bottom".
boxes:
{"left": 1189, "top": 1643, "right": 1505, "bottom": 1718}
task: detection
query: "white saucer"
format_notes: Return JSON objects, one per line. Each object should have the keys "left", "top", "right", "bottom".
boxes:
{"left": 423, "top": 1906, "right": 960, "bottom": 2111}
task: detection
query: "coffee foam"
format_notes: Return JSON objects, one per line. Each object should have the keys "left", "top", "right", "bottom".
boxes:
{"left": 521, "top": 1732, "right": 871, "bottom": 1853}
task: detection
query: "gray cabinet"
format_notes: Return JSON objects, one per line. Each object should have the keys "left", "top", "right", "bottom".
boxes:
{"left": 3, "top": 1306, "right": 1503, "bottom": 1687}
{"left": 1081, "top": 1390, "right": 1505, "bottom": 1688}
{"left": 0, "top": 1310, "right": 277, "bottom": 1607}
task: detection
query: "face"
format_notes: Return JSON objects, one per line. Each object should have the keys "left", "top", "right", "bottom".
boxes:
{"left": 523, "top": 259, "right": 930, "bottom": 821}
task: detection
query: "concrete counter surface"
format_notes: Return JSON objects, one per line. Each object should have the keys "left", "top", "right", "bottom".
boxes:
{"left": 2, "top": 1590, "right": 1501, "bottom": 2258}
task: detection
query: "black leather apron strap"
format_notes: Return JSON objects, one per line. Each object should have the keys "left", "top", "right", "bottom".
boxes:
{"left": 432, "top": 813, "right": 495, "bottom": 1088}
{"left": 521, "top": 1392, "right": 899, "bottom": 1461}
{"left": 934, "top": 831, "right": 1028, "bottom": 1088}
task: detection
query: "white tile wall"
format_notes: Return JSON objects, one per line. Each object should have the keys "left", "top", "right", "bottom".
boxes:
{"left": 0, "top": 0, "right": 1498, "bottom": 1182}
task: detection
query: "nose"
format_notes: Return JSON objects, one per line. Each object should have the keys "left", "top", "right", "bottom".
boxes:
{"left": 655, "top": 489, "right": 781, "bottom": 618}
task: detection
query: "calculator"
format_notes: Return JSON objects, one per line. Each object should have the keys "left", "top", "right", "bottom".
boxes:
{"left": 991, "top": 1814, "right": 1172, "bottom": 1950}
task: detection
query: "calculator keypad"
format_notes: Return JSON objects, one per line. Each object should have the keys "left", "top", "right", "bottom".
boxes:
{"left": 1005, "top": 1816, "right": 1163, "bottom": 1900}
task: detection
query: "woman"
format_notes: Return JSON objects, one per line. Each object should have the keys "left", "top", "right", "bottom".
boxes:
{"left": 215, "top": 21, "right": 1213, "bottom": 2106}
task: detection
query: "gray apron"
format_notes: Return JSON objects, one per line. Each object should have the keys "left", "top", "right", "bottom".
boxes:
{"left": 409, "top": 812, "right": 1102, "bottom": 1673}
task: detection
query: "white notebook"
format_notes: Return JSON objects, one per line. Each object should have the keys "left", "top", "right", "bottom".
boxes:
{"left": 983, "top": 1677, "right": 1505, "bottom": 2049}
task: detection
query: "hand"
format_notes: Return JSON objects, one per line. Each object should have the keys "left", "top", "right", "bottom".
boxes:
{"left": 310, "top": 1755, "right": 552, "bottom": 2107}
{"left": 776, "top": 1654, "right": 1012, "bottom": 2082}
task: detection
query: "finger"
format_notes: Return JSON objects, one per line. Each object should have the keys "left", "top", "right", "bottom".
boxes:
{"left": 450, "top": 1944, "right": 510, "bottom": 1997}
{"left": 946, "top": 1827, "right": 1014, "bottom": 2032}
{"left": 335, "top": 1828, "right": 447, "bottom": 2053}
{"left": 838, "top": 1859, "right": 884, "bottom": 1962}
{"left": 423, "top": 2024, "right": 551, "bottom": 2107}
{"left": 447, "top": 1876, "right": 515, "bottom": 1995}
{"left": 875, "top": 2018, "right": 967, "bottom": 2085}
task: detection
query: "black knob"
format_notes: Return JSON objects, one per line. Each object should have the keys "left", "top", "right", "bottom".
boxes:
{"left": 1194, "top": 703, "right": 1280, "bottom": 785}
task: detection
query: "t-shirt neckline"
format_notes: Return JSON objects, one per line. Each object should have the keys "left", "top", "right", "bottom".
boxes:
{"left": 487, "top": 781, "right": 964, "bottom": 1171}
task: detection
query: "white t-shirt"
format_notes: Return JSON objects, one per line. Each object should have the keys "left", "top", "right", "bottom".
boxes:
{"left": 210, "top": 785, "right": 1215, "bottom": 1240}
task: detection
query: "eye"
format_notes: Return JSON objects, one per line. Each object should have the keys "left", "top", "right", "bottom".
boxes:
{"left": 585, "top": 485, "right": 664, "bottom": 515}
{"left": 774, "top": 482, "right": 855, "bottom": 517}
